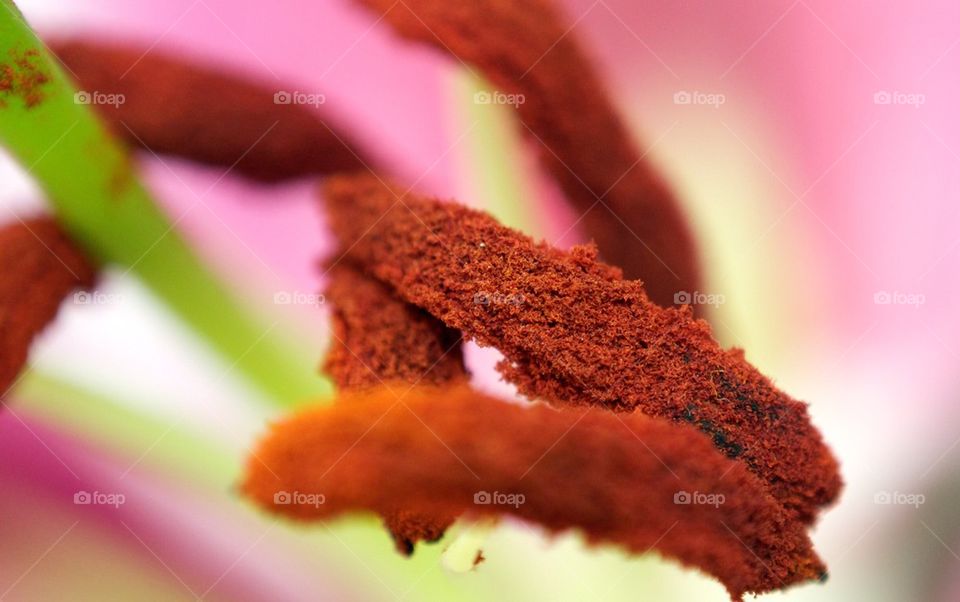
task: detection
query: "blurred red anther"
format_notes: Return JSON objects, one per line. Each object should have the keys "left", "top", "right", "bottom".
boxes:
{"left": 0, "top": 217, "right": 96, "bottom": 398}
{"left": 51, "top": 39, "right": 371, "bottom": 182}
{"left": 352, "top": 0, "right": 702, "bottom": 307}
{"left": 243, "top": 384, "right": 827, "bottom": 600}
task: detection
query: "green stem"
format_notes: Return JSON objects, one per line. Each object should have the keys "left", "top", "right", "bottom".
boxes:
{"left": 0, "top": 1, "right": 328, "bottom": 405}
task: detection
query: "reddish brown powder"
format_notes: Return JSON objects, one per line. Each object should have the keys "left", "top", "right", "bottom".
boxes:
{"left": 0, "top": 218, "right": 96, "bottom": 397}
{"left": 50, "top": 39, "right": 369, "bottom": 182}
{"left": 352, "top": 0, "right": 701, "bottom": 307}
{"left": 0, "top": 48, "right": 51, "bottom": 109}
{"left": 380, "top": 510, "right": 450, "bottom": 555}
{"left": 324, "top": 264, "right": 467, "bottom": 390}
{"left": 322, "top": 174, "right": 842, "bottom": 523}
{"left": 324, "top": 264, "right": 466, "bottom": 552}
{"left": 242, "top": 384, "right": 826, "bottom": 600}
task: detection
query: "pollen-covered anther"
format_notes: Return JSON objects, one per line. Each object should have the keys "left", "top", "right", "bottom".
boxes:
{"left": 242, "top": 384, "right": 826, "bottom": 600}
{"left": 323, "top": 264, "right": 466, "bottom": 552}
{"left": 321, "top": 173, "right": 842, "bottom": 523}
{"left": 323, "top": 264, "right": 467, "bottom": 390}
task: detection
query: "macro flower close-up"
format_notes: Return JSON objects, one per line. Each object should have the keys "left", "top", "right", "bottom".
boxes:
{"left": 0, "top": 1, "right": 958, "bottom": 601}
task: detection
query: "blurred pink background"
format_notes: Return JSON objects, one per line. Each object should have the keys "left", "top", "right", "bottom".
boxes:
{"left": 2, "top": 0, "right": 959, "bottom": 600}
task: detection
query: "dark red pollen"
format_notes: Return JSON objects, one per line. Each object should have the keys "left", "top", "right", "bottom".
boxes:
{"left": 322, "top": 173, "right": 842, "bottom": 523}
